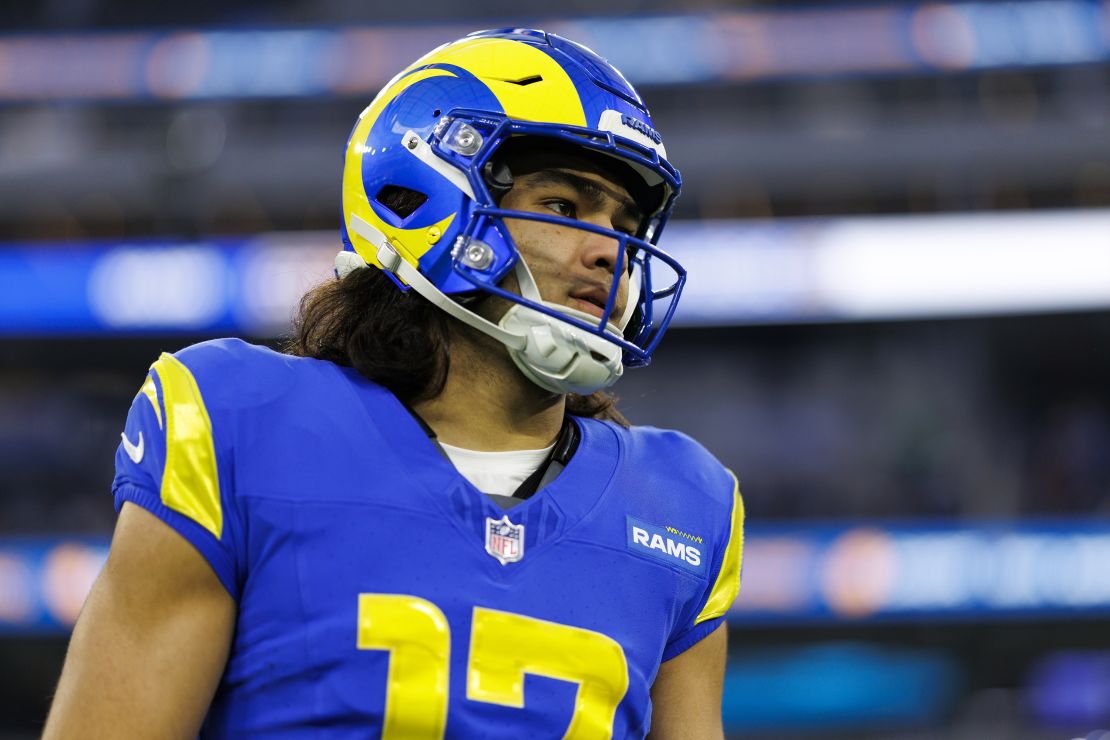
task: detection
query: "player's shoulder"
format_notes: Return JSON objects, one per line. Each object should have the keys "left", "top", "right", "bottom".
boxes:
{"left": 155, "top": 337, "right": 338, "bottom": 411}
{"left": 172, "top": 336, "right": 276, "bottom": 367}
{"left": 170, "top": 336, "right": 309, "bottom": 385}
{"left": 620, "top": 423, "right": 719, "bottom": 463}
{"left": 612, "top": 422, "right": 735, "bottom": 505}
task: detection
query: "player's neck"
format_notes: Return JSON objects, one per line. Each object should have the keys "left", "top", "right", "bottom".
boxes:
{"left": 411, "top": 328, "right": 565, "bottom": 452}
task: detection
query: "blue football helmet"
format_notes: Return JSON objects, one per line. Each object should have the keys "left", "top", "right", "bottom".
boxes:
{"left": 338, "top": 28, "right": 685, "bottom": 395}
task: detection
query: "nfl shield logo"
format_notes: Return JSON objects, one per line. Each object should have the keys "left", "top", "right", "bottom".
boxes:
{"left": 485, "top": 515, "right": 525, "bottom": 565}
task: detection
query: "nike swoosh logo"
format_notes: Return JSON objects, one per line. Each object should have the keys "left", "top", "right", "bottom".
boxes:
{"left": 121, "top": 431, "right": 144, "bottom": 464}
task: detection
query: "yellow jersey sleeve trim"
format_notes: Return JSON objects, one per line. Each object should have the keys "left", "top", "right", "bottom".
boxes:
{"left": 150, "top": 352, "right": 223, "bottom": 539}
{"left": 139, "top": 374, "right": 163, "bottom": 429}
{"left": 694, "top": 472, "right": 745, "bottom": 625}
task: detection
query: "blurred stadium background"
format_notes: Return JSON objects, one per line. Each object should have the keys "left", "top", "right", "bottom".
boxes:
{"left": 2, "top": 0, "right": 1110, "bottom": 737}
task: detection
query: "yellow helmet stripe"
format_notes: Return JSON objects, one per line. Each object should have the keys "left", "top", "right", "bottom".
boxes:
{"left": 414, "top": 37, "right": 586, "bottom": 126}
{"left": 343, "top": 36, "right": 587, "bottom": 270}
{"left": 343, "top": 67, "right": 455, "bottom": 264}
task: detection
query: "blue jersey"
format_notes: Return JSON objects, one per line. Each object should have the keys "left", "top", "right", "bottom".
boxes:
{"left": 112, "top": 338, "right": 744, "bottom": 739}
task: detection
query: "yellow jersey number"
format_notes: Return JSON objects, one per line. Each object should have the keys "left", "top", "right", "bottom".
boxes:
{"left": 357, "top": 593, "right": 629, "bottom": 739}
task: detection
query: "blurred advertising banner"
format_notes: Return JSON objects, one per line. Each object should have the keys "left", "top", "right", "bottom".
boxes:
{"left": 0, "top": 538, "right": 107, "bottom": 633}
{"left": 1, "top": 1, "right": 1107, "bottom": 102}
{"left": 733, "top": 521, "right": 1110, "bottom": 623}
{"left": 3, "top": 521, "right": 1109, "bottom": 633}
{"left": 2, "top": 209, "right": 1110, "bottom": 336}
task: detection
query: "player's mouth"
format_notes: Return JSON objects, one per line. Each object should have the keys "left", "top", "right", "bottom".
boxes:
{"left": 568, "top": 286, "right": 615, "bottom": 320}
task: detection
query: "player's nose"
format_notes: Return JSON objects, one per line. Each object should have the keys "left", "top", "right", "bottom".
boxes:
{"left": 577, "top": 215, "right": 625, "bottom": 275}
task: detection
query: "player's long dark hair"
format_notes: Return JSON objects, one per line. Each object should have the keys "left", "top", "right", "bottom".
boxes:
{"left": 285, "top": 265, "right": 630, "bottom": 426}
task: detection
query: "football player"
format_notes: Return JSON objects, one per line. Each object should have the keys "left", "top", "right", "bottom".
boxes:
{"left": 45, "top": 28, "right": 743, "bottom": 739}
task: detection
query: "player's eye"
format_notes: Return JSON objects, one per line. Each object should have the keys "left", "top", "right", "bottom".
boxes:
{"left": 543, "top": 199, "right": 577, "bottom": 219}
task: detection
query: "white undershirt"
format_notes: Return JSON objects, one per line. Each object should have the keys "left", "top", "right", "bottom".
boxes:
{"left": 439, "top": 441, "right": 556, "bottom": 497}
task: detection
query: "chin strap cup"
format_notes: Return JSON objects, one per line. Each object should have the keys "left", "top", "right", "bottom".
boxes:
{"left": 499, "top": 301, "right": 624, "bottom": 396}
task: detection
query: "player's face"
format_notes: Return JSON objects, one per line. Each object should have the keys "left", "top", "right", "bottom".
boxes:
{"left": 498, "top": 163, "right": 641, "bottom": 324}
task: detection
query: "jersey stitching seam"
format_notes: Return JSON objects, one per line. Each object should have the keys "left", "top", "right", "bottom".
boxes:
{"left": 560, "top": 536, "right": 707, "bottom": 585}
{"left": 235, "top": 493, "right": 454, "bottom": 517}
{"left": 550, "top": 418, "right": 624, "bottom": 539}
{"left": 289, "top": 510, "right": 328, "bottom": 728}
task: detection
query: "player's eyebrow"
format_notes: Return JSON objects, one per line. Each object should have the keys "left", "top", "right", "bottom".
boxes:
{"left": 525, "top": 169, "right": 643, "bottom": 227}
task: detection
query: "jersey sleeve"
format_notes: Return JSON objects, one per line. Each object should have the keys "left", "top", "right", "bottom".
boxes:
{"left": 661, "top": 470, "right": 744, "bottom": 662}
{"left": 112, "top": 350, "right": 242, "bottom": 599}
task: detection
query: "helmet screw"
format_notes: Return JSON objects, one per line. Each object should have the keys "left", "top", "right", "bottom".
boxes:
{"left": 405, "top": 135, "right": 419, "bottom": 150}
{"left": 426, "top": 226, "right": 442, "bottom": 244}
{"left": 445, "top": 123, "right": 484, "bottom": 156}
{"left": 461, "top": 241, "right": 494, "bottom": 270}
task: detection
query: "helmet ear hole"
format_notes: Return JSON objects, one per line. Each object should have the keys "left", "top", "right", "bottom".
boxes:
{"left": 374, "top": 185, "right": 428, "bottom": 220}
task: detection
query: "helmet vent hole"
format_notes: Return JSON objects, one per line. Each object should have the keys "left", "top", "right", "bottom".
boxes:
{"left": 375, "top": 185, "right": 428, "bottom": 219}
{"left": 589, "top": 351, "right": 608, "bottom": 363}
{"left": 506, "top": 75, "right": 542, "bottom": 86}
{"left": 432, "top": 109, "right": 441, "bottom": 117}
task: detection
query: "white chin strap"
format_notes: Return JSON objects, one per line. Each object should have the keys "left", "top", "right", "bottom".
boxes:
{"left": 498, "top": 255, "right": 628, "bottom": 396}
{"left": 343, "top": 214, "right": 637, "bottom": 396}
